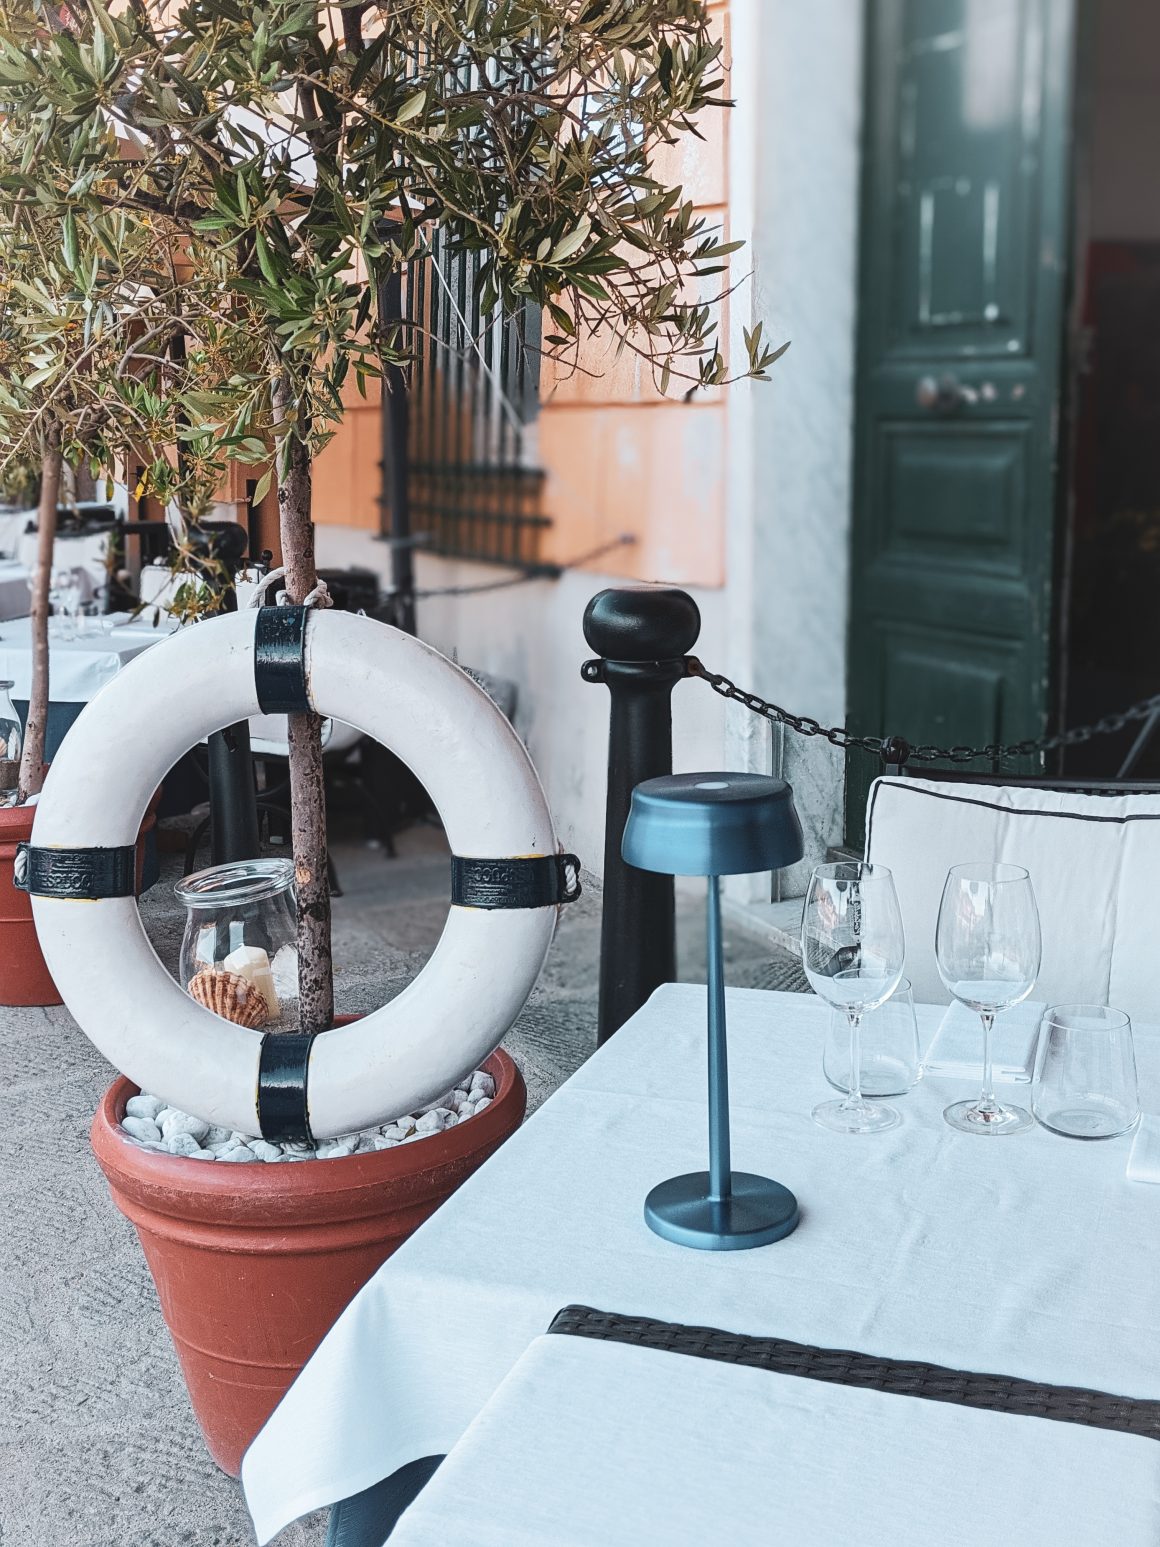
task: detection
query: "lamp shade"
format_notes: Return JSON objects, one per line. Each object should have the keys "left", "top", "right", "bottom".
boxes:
{"left": 622, "top": 772, "right": 804, "bottom": 878}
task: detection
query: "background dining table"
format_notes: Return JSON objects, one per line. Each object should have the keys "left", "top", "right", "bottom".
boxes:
{"left": 241, "top": 984, "right": 1160, "bottom": 1544}
{"left": 0, "top": 613, "right": 177, "bottom": 757}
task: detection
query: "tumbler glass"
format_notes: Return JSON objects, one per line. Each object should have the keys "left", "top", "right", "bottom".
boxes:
{"left": 823, "top": 977, "right": 921, "bottom": 1097}
{"left": 1032, "top": 1005, "right": 1139, "bottom": 1140}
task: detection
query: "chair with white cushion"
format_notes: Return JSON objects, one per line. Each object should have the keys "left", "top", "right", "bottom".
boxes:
{"left": 864, "top": 776, "right": 1160, "bottom": 1022}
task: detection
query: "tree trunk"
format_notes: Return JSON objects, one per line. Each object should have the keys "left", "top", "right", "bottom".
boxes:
{"left": 18, "top": 426, "right": 63, "bottom": 802}
{"left": 274, "top": 379, "right": 334, "bottom": 1035}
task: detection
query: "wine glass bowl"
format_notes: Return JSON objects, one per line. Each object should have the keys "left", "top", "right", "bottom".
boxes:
{"left": 802, "top": 861, "right": 906, "bottom": 1135}
{"left": 935, "top": 862, "right": 1041, "bottom": 1135}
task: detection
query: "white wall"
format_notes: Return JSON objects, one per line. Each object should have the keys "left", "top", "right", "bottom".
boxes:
{"left": 723, "top": 0, "right": 864, "bottom": 901}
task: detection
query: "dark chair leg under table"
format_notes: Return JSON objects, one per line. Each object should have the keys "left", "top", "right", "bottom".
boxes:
{"left": 324, "top": 1456, "right": 444, "bottom": 1547}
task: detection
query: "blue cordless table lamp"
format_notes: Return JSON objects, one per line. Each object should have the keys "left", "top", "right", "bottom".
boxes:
{"left": 623, "top": 772, "right": 805, "bottom": 1250}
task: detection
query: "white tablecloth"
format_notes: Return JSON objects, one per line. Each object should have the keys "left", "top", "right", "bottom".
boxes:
{"left": 0, "top": 615, "right": 176, "bottom": 702}
{"left": 390, "top": 1334, "right": 1160, "bottom": 1547}
{"left": 0, "top": 560, "right": 30, "bottom": 622}
{"left": 242, "top": 986, "right": 1160, "bottom": 1542}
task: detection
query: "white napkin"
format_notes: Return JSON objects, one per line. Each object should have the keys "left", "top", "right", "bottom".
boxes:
{"left": 1126, "top": 1116, "right": 1160, "bottom": 1183}
{"left": 922, "top": 999, "right": 1044, "bottom": 1083}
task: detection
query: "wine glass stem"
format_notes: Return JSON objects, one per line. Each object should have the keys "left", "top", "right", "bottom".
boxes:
{"left": 844, "top": 1011, "right": 864, "bottom": 1109}
{"left": 979, "top": 1009, "right": 997, "bottom": 1110}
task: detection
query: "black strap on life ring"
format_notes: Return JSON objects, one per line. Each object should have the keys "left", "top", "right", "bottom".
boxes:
{"left": 257, "top": 1032, "right": 316, "bottom": 1142}
{"left": 254, "top": 605, "right": 311, "bottom": 715}
{"left": 451, "top": 852, "right": 582, "bottom": 909}
{"left": 14, "top": 843, "right": 137, "bottom": 899}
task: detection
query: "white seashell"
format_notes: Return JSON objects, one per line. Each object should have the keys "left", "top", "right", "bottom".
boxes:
{"left": 122, "top": 1116, "right": 162, "bottom": 1145}
{"left": 163, "top": 1132, "right": 204, "bottom": 1157}
{"left": 161, "top": 1112, "right": 210, "bottom": 1143}
{"left": 125, "top": 1094, "right": 165, "bottom": 1121}
{"left": 249, "top": 1140, "right": 283, "bottom": 1162}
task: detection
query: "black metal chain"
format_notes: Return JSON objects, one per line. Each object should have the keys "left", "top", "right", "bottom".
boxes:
{"left": 685, "top": 657, "right": 1160, "bottom": 767}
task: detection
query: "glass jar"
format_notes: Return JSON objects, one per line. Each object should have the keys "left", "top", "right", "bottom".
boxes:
{"left": 174, "top": 859, "right": 298, "bottom": 1030}
{"left": 0, "top": 679, "right": 21, "bottom": 807}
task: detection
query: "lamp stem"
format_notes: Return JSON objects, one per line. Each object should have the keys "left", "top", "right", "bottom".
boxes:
{"left": 706, "top": 874, "right": 731, "bottom": 1202}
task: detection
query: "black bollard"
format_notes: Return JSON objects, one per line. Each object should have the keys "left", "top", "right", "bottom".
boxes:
{"left": 582, "top": 586, "right": 701, "bottom": 1044}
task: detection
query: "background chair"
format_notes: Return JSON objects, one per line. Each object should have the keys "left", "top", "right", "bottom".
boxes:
{"left": 865, "top": 774, "right": 1160, "bottom": 1020}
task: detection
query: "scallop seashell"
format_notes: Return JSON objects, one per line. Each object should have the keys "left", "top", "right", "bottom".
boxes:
{"left": 187, "top": 968, "right": 268, "bottom": 1029}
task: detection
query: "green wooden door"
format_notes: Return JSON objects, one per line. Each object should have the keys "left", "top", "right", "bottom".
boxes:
{"left": 846, "top": 0, "right": 1076, "bottom": 843}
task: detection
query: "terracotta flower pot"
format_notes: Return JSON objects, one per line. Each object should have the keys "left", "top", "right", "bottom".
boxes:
{"left": 0, "top": 787, "right": 161, "bottom": 1007}
{"left": 90, "top": 1044, "right": 526, "bottom": 1476}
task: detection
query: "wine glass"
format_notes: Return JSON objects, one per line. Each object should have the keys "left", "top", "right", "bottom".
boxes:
{"left": 802, "top": 861, "right": 906, "bottom": 1134}
{"left": 935, "top": 862, "right": 1041, "bottom": 1135}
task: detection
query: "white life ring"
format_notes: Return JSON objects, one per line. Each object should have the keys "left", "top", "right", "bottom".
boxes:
{"left": 26, "top": 608, "right": 577, "bottom": 1139}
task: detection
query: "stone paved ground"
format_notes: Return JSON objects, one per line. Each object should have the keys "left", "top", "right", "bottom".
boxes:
{"left": 0, "top": 823, "right": 805, "bottom": 1547}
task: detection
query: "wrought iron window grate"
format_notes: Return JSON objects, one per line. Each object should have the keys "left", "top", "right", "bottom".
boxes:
{"left": 397, "top": 228, "right": 546, "bottom": 568}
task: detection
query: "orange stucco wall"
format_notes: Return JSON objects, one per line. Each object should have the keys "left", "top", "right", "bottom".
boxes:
{"left": 312, "top": 0, "right": 731, "bottom": 588}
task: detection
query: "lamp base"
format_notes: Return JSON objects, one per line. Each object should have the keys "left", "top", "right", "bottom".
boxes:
{"left": 644, "top": 1171, "right": 800, "bottom": 1251}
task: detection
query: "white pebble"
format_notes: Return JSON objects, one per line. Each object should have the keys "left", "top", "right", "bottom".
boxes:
{"left": 249, "top": 1140, "right": 283, "bottom": 1162}
{"left": 473, "top": 1097, "right": 492, "bottom": 1115}
{"left": 373, "top": 1135, "right": 400, "bottom": 1150}
{"left": 469, "top": 1071, "right": 496, "bottom": 1100}
{"left": 450, "top": 1089, "right": 470, "bottom": 1108}
{"left": 187, "top": 1148, "right": 216, "bottom": 1161}
{"left": 415, "top": 1110, "right": 445, "bottom": 1135}
{"left": 218, "top": 1146, "right": 257, "bottom": 1163}
{"left": 382, "top": 1124, "right": 412, "bottom": 1142}
{"left": 125, "top": 1094, "right": 164, "bottom": 1121}
{"left": 161, "top": 1112, "right": 210, "bottom": 1143}
{"left": 122, "top": 1116, "right": 162, "bottom": 1145}
{"left": 163, "top": 1132, "right": 204, "bottom": 1157}
{"left": 204, "top": 1126, "right": 233, "bottom": 1146}
{"left": 315, "top": 1139, "right": 357, "bottom": 1159}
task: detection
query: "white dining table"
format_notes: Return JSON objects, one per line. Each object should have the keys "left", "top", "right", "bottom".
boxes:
{"left": 387, "top": 1331, "right": 1160, "bottom": 1547}
{"left": 241, "top": 985, "right": 1160, "bottom": 1544}
{"left": 0, "top": 613, "right": 177, "bottom": 703}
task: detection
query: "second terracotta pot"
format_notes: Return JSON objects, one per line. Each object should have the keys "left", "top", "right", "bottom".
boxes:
{"left": 90, "top": 1045, "right": 526, "bottom": 1475}
{"left": 0, "top": 788, "right": 161, "bottom": 1006}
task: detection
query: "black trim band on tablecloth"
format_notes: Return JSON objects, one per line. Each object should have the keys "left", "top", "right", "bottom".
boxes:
{"left": 14, "top": 843, "right": 137, "bottom": 899}
{"left": 547, "top": 1305, "right": 1160, "bottom": 1439}
{"left": 254, "top": 605, "right": 311, "bottom": 715}
{"left": 451, "top": 853, "right": 582, "bottom": 909}
{"left": 257, "top": 1032, "right": 317, "bottom": 1142}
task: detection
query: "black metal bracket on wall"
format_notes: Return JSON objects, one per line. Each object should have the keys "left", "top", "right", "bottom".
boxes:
{"left": 582, "top": 587, "right": 701, "bottom": 1045}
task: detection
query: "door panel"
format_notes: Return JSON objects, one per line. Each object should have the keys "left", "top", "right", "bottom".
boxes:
{"left": 847, "top": 0, "right": 1076, "bottom": 843}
